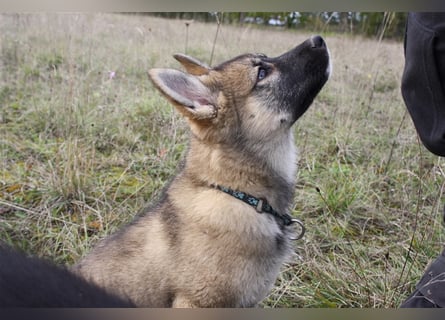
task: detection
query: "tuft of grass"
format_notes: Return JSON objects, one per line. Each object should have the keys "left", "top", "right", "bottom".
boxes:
{"left": 1, "top": 13, "right": 445, "bottom": 308}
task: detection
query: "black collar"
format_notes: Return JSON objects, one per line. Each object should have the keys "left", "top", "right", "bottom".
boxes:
{"left": 211, "top": 184, "right": 305, "bottom": 240}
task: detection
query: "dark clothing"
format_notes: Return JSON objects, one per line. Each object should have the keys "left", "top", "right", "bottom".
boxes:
{"left": 400, "top": 248, "right": 445, "bottom": 308}
{"left": 0, "top": 245, "right": 134, "bottom": 307}
{"left": 401, "top": 12, "right": 445, "bottom": 156}
{"left": 400, "top": 12, "right": 445, "bottom": 308}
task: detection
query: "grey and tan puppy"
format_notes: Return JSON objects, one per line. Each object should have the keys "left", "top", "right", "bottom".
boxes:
{"left": 75, "top": 35, "right": 331, "bottom": 307}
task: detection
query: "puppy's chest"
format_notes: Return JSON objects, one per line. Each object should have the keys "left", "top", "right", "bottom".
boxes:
{"left": 195, "top": 202, "right": 293, "bottom": 265}
{"left": 177, "top": 187, "right": 293, "bottom": 253}
{"left": 199, "top": 216, "right": 291, "bottom": 307}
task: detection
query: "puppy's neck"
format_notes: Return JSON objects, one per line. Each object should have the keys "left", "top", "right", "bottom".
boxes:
{"left": 182, "top": 134, "right": 297, "bottom": 210}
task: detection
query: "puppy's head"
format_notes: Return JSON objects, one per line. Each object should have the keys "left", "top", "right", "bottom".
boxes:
{"left": 148, "top": 36, "right": 331, "bottom": 145}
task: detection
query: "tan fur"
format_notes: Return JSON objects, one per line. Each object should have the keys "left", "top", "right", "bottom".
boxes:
{"left": 74, "top": 36, "right": 331, "bottom": 307}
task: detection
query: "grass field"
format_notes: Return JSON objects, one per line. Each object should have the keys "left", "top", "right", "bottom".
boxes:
{"left": 1, "top": 13, "right": 444, "bottom": 308}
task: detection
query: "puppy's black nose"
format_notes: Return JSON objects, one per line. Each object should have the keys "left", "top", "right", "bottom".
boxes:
{"left": 310, "top": 35, "right": 325, "bottom": 48}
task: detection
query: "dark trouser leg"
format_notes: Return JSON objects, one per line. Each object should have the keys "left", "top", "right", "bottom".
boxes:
{"left": 400, "top": 248, "right": 445, "bottom": 308}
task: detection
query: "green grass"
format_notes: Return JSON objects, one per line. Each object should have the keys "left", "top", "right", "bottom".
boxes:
{"left": 1, "top": 13, "right": 444, "bottom": 308}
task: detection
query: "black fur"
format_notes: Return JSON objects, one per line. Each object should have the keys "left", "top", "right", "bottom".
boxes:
{"left": 0, "top": 246, "right": 134, "bottom": 307}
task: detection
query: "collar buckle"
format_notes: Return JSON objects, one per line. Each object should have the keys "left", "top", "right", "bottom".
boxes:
{"left": 255, "top": 199, "right": 264, "bottom": 213}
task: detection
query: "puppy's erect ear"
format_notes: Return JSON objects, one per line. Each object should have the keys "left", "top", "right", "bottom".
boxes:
{"left": 173, "top": 54, "right": 210, "bottom": 76}
{"left": 148, "top": 68, "right": 217, "bottom": 120}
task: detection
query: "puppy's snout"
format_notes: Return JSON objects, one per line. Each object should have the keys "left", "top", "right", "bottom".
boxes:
{"left": 310, "top": 35, "right": 325, "bottom": 48}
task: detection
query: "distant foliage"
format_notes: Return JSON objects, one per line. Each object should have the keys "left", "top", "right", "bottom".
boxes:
{"left": 148, "top": 12, "right": 408, "bottom": 40}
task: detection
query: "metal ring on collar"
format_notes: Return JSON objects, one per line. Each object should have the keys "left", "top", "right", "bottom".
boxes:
{"left": 289, "top": 218, "right": 305, "bottom": 241}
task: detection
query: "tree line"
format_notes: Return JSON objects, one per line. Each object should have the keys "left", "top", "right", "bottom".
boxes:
{"left": 150, "top": 12, "right": 408, "bottom": 40}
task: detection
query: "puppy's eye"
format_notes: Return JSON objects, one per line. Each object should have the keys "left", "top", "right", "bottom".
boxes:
{"left": 257, "top": 68, "right": 267, "bottom": 81}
